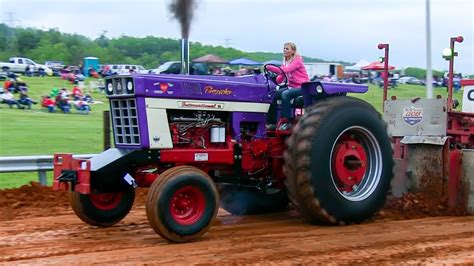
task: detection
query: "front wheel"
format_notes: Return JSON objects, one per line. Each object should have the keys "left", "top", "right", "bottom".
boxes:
{"left": 284, "top": 96, "right": 393, "bottom": 224}
{"left": 146, "top": 166, "right": 218, "bottom": 243}
{"left": 69, "top": 187, "right": 135, "bottom": 227}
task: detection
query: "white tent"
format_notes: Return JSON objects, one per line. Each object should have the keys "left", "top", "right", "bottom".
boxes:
{"left": 345, "top": 59, "right": 371, "bottom": 72}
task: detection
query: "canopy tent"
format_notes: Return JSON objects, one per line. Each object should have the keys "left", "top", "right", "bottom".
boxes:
{"left": 228, "top": 57, "right": 261, "bottom": 66}
{"left": 361, "top": 61, "right": 395, "bottom": 71}
{"left": 262, "top": 60, "right": 282, "bottom": 66}
{"left": 192, "top": 54, "right": 228, "bottom": 64}
{"left": 345, "top": 59, "right": 370, "bottom": 71}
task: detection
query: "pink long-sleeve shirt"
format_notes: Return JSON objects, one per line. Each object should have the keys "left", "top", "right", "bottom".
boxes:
{"left": 281, "top": 54, "right": 309, "bottom": 88}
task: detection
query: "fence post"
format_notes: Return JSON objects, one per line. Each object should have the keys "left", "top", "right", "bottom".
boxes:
{"left": 103, "top": 110, "right": 111, "bottom": 150}
{"left": 38, "top": 170, "right": 47, "bottom": 186}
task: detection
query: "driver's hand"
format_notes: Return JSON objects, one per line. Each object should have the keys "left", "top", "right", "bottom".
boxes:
{"left": 276, "top": 74, "right": 285, "bottom": 84}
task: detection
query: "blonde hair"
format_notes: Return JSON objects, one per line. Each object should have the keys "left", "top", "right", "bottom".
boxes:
{"left": 283, "top": 42, "right": 298, "bottom": 65}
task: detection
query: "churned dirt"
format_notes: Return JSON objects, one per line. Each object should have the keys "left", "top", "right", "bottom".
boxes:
{"left": 1, "top": 182, "right": 473, "bottom": 264}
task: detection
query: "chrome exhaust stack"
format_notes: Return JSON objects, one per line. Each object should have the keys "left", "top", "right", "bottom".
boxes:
{"left": 181, "top": 38, "right": 190, "bottom": 75}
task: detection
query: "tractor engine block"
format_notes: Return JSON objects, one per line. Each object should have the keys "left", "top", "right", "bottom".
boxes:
{"left": 169, "top": 111, "right": 228, "bottom": 149}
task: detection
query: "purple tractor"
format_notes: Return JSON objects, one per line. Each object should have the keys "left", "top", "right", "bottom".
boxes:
{"left": 53, "top": 64, "right": 393, "bottom": 242}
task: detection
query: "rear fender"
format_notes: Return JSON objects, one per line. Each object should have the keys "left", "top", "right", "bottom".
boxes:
{"left": 301, "top": 81, "right": 368, "bottom": 106}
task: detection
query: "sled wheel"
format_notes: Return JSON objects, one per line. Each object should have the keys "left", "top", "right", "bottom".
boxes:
{"left": 218, "top": 185, "right": 288, "bottom": 215}
{"left": 146, "top": 166, "right": 218, "bottom": 243}
{"left": 69, "top": 187, "right": 135, "bottom": 227}
{"left": 283, "top": 96, "right": 393, "bottom": 224}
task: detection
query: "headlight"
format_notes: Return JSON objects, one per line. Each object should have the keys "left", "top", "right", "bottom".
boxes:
{"left": 107, "top": 82, "right": 113, "bottom": 93}
{"left": 126, "top": 80, "right": 134, "bottom": 92}
{"left": 316, "top": 85, "right": 323, "bottom": 93}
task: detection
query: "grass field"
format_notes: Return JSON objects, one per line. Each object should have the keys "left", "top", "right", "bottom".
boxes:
{"left": 0, "top": 76, "right": 464, "bottom": 188}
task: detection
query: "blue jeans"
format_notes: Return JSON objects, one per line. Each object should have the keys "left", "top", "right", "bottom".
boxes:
{"left": 3, "top": 99, "right": 22, "bottom": 109}
{"left": 266, "top": 87, "right": 302, "bottom": 124}
{"left": 280, "top": 88, "right": 302, "bottom": 120}
{"left": 19, "top": 98, "right": 35, "bottom": 109}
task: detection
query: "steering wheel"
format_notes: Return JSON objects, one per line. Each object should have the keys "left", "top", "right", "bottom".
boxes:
{"left": 263, "top": 64, "right": 288, "bottom": 87}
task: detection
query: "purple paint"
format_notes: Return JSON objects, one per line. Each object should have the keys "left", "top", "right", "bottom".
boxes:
{"left": 134, "top": 74, "right": 272, "bottom": 103}
{"left": 301, "top": 81, "right": 368, "bottom": 106}
{"left": 232, "top": 112, "right": 267, "bottom": 141}
{"left": 136, "top": 97, "right": 150, "bottom": 148}
{"left": 110, "top": 74, "right": 369, "bottom": 149}
{"left": 320, "top": 81, "right": 368, "bottom": 94}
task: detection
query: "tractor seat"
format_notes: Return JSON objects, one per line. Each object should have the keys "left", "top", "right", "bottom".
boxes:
{"left": 291, "top": 96, "right": 305, "bottom": 108}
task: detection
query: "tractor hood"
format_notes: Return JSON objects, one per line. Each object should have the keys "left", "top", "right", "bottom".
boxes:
{"left": 130, "top": 74, "right": 273, "bottom": 104}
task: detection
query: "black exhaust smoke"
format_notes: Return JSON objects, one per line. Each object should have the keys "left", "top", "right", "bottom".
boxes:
{"left": 169, "top": 0, "right": 198, "bottom": 74}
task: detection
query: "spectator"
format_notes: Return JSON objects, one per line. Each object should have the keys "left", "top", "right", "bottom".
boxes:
{"left": 25, "top": 65, "right": 33, "bottom": 77}
{"left": 72, "top": 86, "right": 83, "bottom": 100}
{"left": 212, "top": 67, "right": 222, "bottom": 75}
{"left": 6, "top": 70, "right": 17, "bottom": 81}
{"left": 50, "top": 88, "right": 59, "bottom": 97}
{"left": 88, "top": 67, "right": 99, "bottom": 78}
{"left": 37, "top": 66, "right": 46, "bottom": 77}
{"left": 83, "top": 93, "right": 94, "bottom": 103}
{"left": 3, "top": 80, "right": 13, "bottom": 91}
{"left": 41, "top": 96, "right": 56, "bottom": 112}
{"left": 60, "top": 88, "right": 69, "bottom": 99}
{"left": 18, "top": 90, "right": 37, "bottom": 109}
{"left": 74, "top": 96, "right": 91, "bottom": 115}
{"left": 236, "top": 67, "right": 250, "bottom": 76}
{"left": 1, "top": 89, "right": 23, "bottom": 109}
{"left": 78, "top": 63, "right": 84, "bottom": 75}
{"left": 57, "top": 88, "right": 71, "bottom": 113}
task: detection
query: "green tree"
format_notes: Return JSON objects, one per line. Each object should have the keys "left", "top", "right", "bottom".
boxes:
{"left": 28, "top": 39, "right": 69, "bottom": 63}
{"left": 16, "top": 29, "right": 41, "bottom": 55}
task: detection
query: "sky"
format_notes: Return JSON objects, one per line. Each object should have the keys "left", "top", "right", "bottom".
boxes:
{"left": 1, "top": 0, "right": 473, "bottom": 74}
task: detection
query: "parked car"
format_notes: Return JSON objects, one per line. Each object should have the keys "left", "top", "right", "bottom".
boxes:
{"left": 45, "top": 61, "right": 65, "bottom": 76}
{"left": 398, "top": 76, "right": 422, "bottom": 85}
{"left": 420, "top": 79, "right": 442, "bottom": 87}
{"left": 61, "top": 66, "right": 85, "bottom": 83}
{"left": 0, "top": 57, "right": 53, "bottom": 76}
{"left": 45, "top": 61, "right": 65, "bottom": 70}
{"left": 150, "top": 61, "right": 209, "bottom": 75}
{"left": 115, "top": 64, "right": 148, "bottom": 74}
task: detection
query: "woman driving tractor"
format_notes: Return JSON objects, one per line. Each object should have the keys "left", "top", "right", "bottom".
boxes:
{"left": 266, "top": 42, "right": 309, "bottom": 131}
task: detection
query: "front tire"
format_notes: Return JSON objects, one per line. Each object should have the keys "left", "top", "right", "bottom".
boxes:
{"left": 69, "top": 187, "right": 135, "bottom": 227}
{"left": 146, "top": 166, "right": 218, "bottom": 243}
{"left": 284, "top": 96, "right": 393, "bottom": 224}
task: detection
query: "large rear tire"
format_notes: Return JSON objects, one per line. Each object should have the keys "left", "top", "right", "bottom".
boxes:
{"left": 69, "top": 187, "right": 135, "bottom": 227}
{"left": 284, "top": 96, "right": 393, "bottom": 224}
{"left": 146, "top": 166, "right": 218, "bottom": 243}
{"left": 218, "top": 185, "right": 288, "bottom": 215}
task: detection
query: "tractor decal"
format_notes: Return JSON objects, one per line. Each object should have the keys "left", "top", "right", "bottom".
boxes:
{"left": 204, "top": 86, "right": 233, "bottom": 95}
{"left": 402, "top": 106, "right": 423, "bottom": 126}
{"left": 178, "top": 101, "right": 225, "bottom": 109}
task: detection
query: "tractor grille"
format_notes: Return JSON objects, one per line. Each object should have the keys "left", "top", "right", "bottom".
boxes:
{"left": 110, "top": 99, "right": 141, "bottom": 145}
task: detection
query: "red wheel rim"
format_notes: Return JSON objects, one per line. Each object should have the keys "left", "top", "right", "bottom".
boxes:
{"left": 332, "top": 133, "right": 368, "bottom": 193}
{"left": 89, "top": 192, "right": 123, "bottom": 211}
{"left": 170, "top": 186, "right": 206, "bottom": 226}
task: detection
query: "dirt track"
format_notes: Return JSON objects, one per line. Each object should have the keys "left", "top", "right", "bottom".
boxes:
{"left": 1, "top": 183, "right": 474, "bottom": 264}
